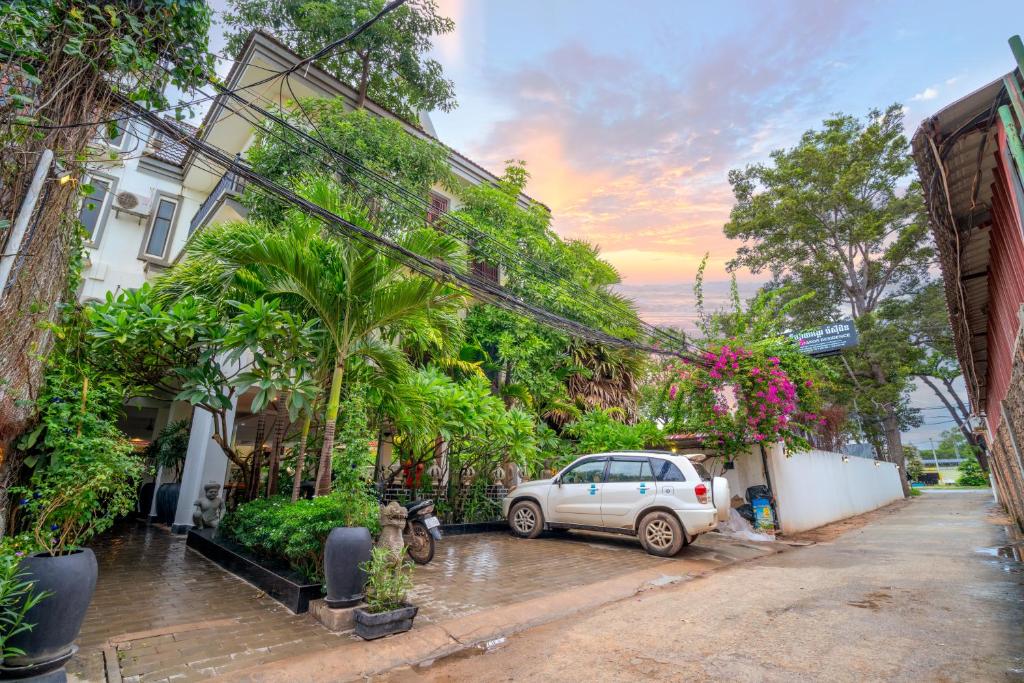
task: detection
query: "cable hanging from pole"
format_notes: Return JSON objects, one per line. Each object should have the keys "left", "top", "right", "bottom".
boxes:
{"left": 123, "top": 97, "right": 705, "bottom": 364}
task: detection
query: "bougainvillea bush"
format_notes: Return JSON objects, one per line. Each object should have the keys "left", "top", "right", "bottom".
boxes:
{"left": 660, "top": 340, "right": 826, "bottom": 459}
{"left": 647, "top": 260, "right": 830, "bottom": 459}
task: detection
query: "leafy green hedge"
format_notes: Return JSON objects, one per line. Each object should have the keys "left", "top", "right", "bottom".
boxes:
{"left": 219, "top": 491, "right": 380, "bottom": 582}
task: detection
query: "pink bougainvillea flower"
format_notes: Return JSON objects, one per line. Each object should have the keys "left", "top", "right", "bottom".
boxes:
{"left": 669, "top": 385, "right": 678, "bottom": 399}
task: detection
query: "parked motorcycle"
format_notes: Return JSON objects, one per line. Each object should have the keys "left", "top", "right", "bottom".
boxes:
{"left": 402, "top": 498, "right": 442, "bottom": 564}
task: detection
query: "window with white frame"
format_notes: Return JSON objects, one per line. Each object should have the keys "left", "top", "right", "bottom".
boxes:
{"left": 79, "top": 177, "right": 112, "bottom": 242}
{"left": 142, "top": 196, "right": 179, "bottom": 260}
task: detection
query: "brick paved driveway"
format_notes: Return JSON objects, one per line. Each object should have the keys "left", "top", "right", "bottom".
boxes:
{"left": 69, "top": 523, "right": 772, "bottom": 682}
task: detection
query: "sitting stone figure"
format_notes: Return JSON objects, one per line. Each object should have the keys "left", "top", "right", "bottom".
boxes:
{"left": 377, "top": 501, "right": 407, "bottom": 560}
{"left": 192, "top": 481, "right": 226, "bottom": 529}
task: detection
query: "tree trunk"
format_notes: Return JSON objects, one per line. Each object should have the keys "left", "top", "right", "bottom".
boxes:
{"left": 881, "top": 408, "right": 911, "bottom": 497}
{"left": 867, "top": 360, "right": 910, "bottom": 497}
{"left": 266, "top": 403, "right": 287, "bottom": 497}
{"left": 356, "top": 53, "right": 371, "bottom": 109}
{"left": 291, "top": 413, "right": 312, "bottom": 502}
{"left": 315, "top": 363, "right": 345, "bottom": 496}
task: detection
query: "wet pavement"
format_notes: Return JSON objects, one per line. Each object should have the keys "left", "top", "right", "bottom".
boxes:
{"left": 68, "top": 523, "right": 779, "bottom": 682}
{"left": 379, "top": 491, "right": 1024, "bottom": 683}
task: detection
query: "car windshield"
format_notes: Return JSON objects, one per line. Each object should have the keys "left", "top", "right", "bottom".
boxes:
{"left": 691, "top": 462, "right": 712, "bottom": 481}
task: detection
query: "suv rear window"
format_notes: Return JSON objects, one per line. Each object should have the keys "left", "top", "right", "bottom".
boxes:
{"left": 651, "top": 459, "right": 685, "bottom": 482}
{"left": 691, "top": 462, "right": 712, "bottom": 481}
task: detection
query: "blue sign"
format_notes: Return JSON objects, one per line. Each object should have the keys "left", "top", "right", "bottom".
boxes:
{"left": 788, "top": 320, "right": 858, "bottom": 357}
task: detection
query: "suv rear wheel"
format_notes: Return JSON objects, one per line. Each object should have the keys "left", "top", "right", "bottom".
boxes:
{"left": 509, "top": 500, "right": 544, "bottom": 539}
{"left": 638, "top": 511, "right": 685, "bottom": 557}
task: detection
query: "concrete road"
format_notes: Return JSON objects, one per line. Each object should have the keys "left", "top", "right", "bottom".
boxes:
{"left": 382, "top": 491, "right": 1024, "bottom": 682}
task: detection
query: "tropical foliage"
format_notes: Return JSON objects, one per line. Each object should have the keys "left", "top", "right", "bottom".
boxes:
{"left": 219, "top": 490, "right": 380, "bottom": 581}
{"left": 723, "top": 104, "right": 931, "bottom": 490}
{"left": 0, "top": 552, "right": 49, "bottom": 659}
{"left": 223, "top": 0, "right": 456, "bottom": 120}
{"left": 85, "top": 286, "right": 319, "bottom": 500}
{"left": 165, "top": 176, "right": 468, "bottom": 496}
{"left": 640, "top": 261, "right": 828, "bottom": 459}
{"left": 361, "top": 546, "right": 413, "bottom": 613}
{"left": 11, "top": 315, "right": 146, "bottom": 553}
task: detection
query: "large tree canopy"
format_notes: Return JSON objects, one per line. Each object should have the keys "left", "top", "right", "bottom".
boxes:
{"left": 723, "top": 104, "right": 933, "bottom": 494}
{"left": 223, "top": 0, "right": 456, "bottom": 121}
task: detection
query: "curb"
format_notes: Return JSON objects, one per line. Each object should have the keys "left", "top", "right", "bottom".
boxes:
{"left": 213, "top": 540, "right": 788, "bottom": 682}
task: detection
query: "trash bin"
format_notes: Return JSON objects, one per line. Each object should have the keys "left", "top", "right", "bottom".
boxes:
{"left": 751, "top": 497, "right": 775, "bottom": 531}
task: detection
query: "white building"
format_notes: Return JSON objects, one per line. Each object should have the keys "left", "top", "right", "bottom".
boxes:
{"left": 81, "top": 31, "right": 533, "bottom": 531}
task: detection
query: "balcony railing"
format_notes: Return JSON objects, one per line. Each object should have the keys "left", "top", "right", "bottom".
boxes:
{"left": 189, "top": 161, "right": 247, "bottom": 236}
{"left": 471, "top": 259, "right": 500, "bottom": 285}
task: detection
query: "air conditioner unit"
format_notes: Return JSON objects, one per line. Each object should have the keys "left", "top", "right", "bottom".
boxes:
{"left": 113, "top": 191, "right": 152, "bottom": 218}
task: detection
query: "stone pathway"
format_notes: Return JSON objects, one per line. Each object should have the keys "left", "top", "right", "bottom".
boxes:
{"left": 69, "top": 523, "right": 778, "bottom": 682}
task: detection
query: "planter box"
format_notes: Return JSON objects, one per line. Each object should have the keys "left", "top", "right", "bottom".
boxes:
{"left": 186, "top": 529, "right": 321, "bottom": 614}
{"left": 439, "top": 521, "right": 506, "bottom": 536}
{"left": 353, "top": 604, "right": 418, "bottom": 640}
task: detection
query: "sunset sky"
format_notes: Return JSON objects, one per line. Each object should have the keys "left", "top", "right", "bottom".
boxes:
{"left": 427, "top": 0, "right": 1016, "bottom": 296}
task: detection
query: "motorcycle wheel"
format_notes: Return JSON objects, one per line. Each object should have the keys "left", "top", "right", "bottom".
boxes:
{"left": 406, "top": 521, "right": 435, "bottom": 564}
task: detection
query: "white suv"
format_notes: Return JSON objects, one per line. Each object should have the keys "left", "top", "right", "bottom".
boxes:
{"left": 502, "top": 451, "right": 730, "bottom": 557}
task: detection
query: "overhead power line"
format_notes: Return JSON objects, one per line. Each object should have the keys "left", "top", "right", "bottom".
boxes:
{"left": 124, "top": 98, "right": 703, "bottom": 363}
{"left": 201, "top": 78, "right": 704, "bottom": 357}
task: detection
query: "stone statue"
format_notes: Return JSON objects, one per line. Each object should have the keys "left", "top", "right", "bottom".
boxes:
{"left": 192, "top": 481, "right": 226, "bottom": 529}
{"left": 377, "top": 501, "right": 407, "bottom": 560}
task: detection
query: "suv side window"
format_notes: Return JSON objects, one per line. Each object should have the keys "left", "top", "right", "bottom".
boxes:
{"left": 652, "top": 459, "right": 686, "bottom": 482}
{"left": 561, "top": 459, "right": 607, "bottom": 485}
{"left": 606, "top": 458, "right": 654, "bottom": 483}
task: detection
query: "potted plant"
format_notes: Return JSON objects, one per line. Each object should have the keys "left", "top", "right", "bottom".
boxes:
{"left": 5, "top": 409, "right": 144, "bottom": 677}
{"left": 145, "top": 420, "right": 190, "bottom": 523}
{"left": 353, "top": 547, "right": 417, "bottom": 640}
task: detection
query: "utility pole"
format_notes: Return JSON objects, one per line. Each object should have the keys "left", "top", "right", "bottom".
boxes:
{"left": 929, "top": 438, "right": 942, "bottom": 482}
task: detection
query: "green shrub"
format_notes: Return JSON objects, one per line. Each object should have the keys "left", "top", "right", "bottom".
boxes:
{"left": 220, "top": 490, "right": 380, "bottom": 582}
{"left": 0, "top": 546, "right": 50, "bottom": 659}
{"left": 956, "top": 457, "right": 988, "bottom": 487}
{"left": 361, "top": 547, "right": 413, "bottom": 614}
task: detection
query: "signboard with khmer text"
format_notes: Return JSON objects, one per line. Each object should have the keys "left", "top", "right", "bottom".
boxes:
{"left": 788, "top": 320, "right": 858, "bottom": 357}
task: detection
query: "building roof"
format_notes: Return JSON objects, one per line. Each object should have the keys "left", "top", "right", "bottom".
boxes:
{"left": 911, "top": 74, "right": 1015, "bottom": 414}
{"left": 146, "top": 117, "right": 199, "bottom": 167}
{"left": 185, "top": 30, "right": 545, "bottom": 210}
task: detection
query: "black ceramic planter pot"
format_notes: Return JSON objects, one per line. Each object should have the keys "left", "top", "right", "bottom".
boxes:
{"left": 4, "top": 548, "right": 97, "bottom": 674}
{"left": 323, "top": 527, "right": 372, "bottom": 608}
{"left": 154, "top": 482, "right": 181, "bottom": 524}
{"left": 353, "top": 604, "right": 418, "bottom": 640}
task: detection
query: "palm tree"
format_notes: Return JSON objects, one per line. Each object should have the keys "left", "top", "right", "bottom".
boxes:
{"left": 164, "top": 176, "right": 467, "bottom": 495}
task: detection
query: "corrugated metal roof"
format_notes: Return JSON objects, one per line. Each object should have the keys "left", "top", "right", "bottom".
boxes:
{"left": 911, "top": 72, "right": 1014, "bottom": 415}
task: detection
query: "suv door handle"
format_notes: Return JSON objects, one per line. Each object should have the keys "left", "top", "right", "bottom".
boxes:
{"left": 638, "top": 483, "right": 650, "bottom": 494}
{"left": 588, "top": 483, "right": 599, "bottom": 496}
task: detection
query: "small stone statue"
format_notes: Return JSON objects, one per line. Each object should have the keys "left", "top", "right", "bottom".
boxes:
{"left": 192, "top": 481, "right": 226, "bottom": 529}
{"left": 377, "top": 501, "right": 407, "bottom": 560}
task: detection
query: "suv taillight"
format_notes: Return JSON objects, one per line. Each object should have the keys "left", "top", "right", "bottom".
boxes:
{"left": 694, "top": 483, "right": 709, "bottom": 504}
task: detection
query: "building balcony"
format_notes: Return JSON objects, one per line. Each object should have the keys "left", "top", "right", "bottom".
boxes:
{"left": 190, "top": 164, "right": 248, "bottom": 236}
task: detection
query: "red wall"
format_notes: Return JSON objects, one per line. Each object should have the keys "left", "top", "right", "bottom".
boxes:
{"left": 985, "top": 121, "right": 1024, "bottom": 434}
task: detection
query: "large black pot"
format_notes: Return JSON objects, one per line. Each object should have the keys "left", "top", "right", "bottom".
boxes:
{"left": 323, "top": 527, "right": 372, "bottom": 608}
{"left": 154, "top": 482, "right": 181, "bottom": 524}
{"left": 138, "top": 481, "right": 156, "bottom": 517}
{"left": 4, "top": 549, "right": 97, "bottom": 672}
{"left": 353, "top": 604, "right": 417, "bottom": 640}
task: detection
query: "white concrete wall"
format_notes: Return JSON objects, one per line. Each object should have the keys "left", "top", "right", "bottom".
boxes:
{"left": 768, "top": 448, "right": 904, "bottom": 534}
{"left": 80, "top": 121, "right": 204, "bottom": 303}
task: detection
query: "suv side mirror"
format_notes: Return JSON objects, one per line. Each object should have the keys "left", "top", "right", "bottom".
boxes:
{"left": 554, "top": 476, "right": 562, "bottom": 487}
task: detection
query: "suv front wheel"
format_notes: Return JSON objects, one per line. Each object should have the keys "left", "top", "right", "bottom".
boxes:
{"left": 638, "top": 511, "right": 685, "bottom": 557}
{"left": 509, "top": 500, "right": 544, "bottom": 539}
